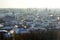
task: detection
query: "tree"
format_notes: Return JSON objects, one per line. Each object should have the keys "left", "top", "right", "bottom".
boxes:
{"left": 0, "top": 18, "right": 5, "bottom": 23}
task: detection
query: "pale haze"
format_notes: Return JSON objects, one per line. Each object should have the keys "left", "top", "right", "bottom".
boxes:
{"left": 0, "top": 0, "right": 60, "bottom": 8}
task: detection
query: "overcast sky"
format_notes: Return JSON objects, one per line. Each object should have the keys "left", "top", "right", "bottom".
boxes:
{"left": 0, "top": 0, "right": 60, "bottom": 8}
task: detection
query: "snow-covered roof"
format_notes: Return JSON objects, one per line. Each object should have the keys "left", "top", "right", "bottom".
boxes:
{"left": 15, "top": 28, "right": 30, "bottom": 34}
{"left": 0, "top": 30, "right": 8, "bottom": 32}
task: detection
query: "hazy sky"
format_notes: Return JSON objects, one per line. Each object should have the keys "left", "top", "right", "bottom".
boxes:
{"left": 0, "top": 0, "right": 60, "bottom": 8}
